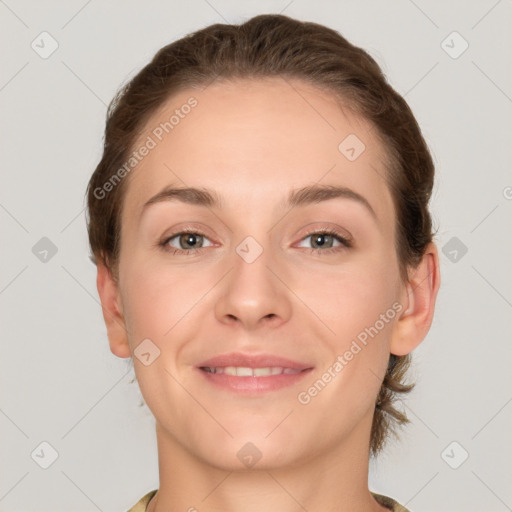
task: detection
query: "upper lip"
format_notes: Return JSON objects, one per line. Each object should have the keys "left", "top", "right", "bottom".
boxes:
{"left": 197, "top": 352, "right": 313, "bottom": 370}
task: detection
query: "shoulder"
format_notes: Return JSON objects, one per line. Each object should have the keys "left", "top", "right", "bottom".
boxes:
{"left": 372, "top": 492, "right": 411, "bottom": 512}
{"left": 126, "top": 489, "right": 157, "bottom": 512}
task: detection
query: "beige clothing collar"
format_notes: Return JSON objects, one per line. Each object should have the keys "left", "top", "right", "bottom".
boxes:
{"left": 126, "top": 489, "right": 411, "bottom": 512}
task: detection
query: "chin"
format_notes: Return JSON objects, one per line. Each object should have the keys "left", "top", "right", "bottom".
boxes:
{"left": 190, "top": 427, "right": 306, "bottom": 472}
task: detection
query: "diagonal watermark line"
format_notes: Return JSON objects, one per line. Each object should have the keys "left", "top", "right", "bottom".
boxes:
{"left": 267, "top": 163, "right": 336, "bottom": 234}
{"left": 201, "top": 471, "right": 233, "bottom": 502}
{"left": 407, "top": 0, "right": 439, "bottom": 28}
{"left": 369, "top": 367, "right": 417, "bottom": 429}
{"left": 403, "top": 402, "right": 439, "bottom": 438}
{"left": 0, "top": 265, "right": 28, "bottom": 295}
{"left": 413, "top": 267, "right": 434, "bottom": 293}
{"left": 60, "top": 265, "right": 105, "bottom": 305}
{"left": 163, "top": 163, "right": 232, "bottom": 233}
{"left": 389, "top": 258, "right": 437, "bottom": 307}
{"left": 163, "top": 267, "right": 233, "bottom": 337}
{"left": 60, "top": 206, "right": 86, "bottom": 233}
{"left": 472, "top": 396, "right": 512, "bottom": 439}
{"left": 198, "top": 72, "right": 221, "bottom": 94}
{"left": 163, "top": 367, "right": 233, "bottom": 437}
{"left": 404, "top": 62, "right": 439, "bottom": 97}
{"left": 0, "top": 0, "right": 29, "bottom": 28}
{"left": 368, "top": 368, "right": 385, "bottom": 383}
{"left": 61, "top": 471, "right": 104, "bottom": 511}
{"left": 0, "top": 472, "right": 29, "bottom": 502}
{"left": 61, "top": 61, "right": 107, "bottom": 107}
{"left": 61, "top": 367, "right": 132, "bottom": 439}
{"left": 266, "top": 472, "right": 309, "bottom": 511}
{"left": 60, "top": 265, "right": 128, "bottom": 333}
{"left": 265, "top": 265, "right": 336, "bottom": 335}
{"left": 280, "top": 75, "right": 337, "bottom": 131}
{"left": 471, "top": 265, "right": 512, "bottom": 308}
{"left": 472, "top": 0, "right": 503, "bottom": 30}
{"left": 404, "top": 472, "right": 439, "bottom": 506}
{"left": 265, "top": 410, "right": 294, "bottom": 438}
{"left": 0, "top": 62, "right": 29, "bottom": 92}
{"left": 279, "top": 0, "right": 295, "bottom": 14}
{"left": 202, "top": 0, "right": 229, "bottom": 22}
{"left": 470, "top": 204, "right": 499, "bottom": 233}
{"left": 472, "top": 471, "right": 512, "bottom": 511}
{"left": 472, "top": 61, "right": 512, "bottom": 104}
{"left": 0, "top": 202, "right": 29, "bottom": 232}
{"left": 368, "top": 162, "right": 388, "bottom": 184}
{"left": 61, "top": 0, "right": 93, "bottom": 29}
{"left": 0, "top": 407, "right": 29, "bottom": 439}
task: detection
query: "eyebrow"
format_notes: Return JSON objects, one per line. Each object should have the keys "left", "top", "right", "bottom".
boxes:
{"left": 141, "top": 184, "right": 377, "bottom": 222}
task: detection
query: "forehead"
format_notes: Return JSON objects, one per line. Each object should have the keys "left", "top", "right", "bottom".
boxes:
{"left": 122, "top": 77, "right": 394, "bottom": 231}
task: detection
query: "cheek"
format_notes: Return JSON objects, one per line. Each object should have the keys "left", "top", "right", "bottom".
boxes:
{"left": 300, "top": 269, "right": 397, "bottom": 431}
{"left": 119, "top": 260, "right": 173, "bottom": 342}
{"left": 310, "top": 253, "right": 400, "bottom": 399}
{"left": 119, "top": 258, "right": 213, "bottom": 348}
{"left": 304, "top": 250, "right": 400, "bottom": 345}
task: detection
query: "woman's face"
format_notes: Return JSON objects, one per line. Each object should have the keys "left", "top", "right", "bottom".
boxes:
{"left": 114, "top": 77, "right": 408, "bottom": 469}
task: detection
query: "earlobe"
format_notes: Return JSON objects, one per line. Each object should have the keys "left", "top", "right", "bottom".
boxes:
{"left": 96, "top": 262, "right": 132, "bottom": 359}
{"left": 390, "top": 243, "right": 441, "bottom": 356}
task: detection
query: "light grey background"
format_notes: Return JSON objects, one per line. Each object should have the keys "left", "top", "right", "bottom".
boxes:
{"left": 1, "top": 1, "right": 511, "bottom": 511}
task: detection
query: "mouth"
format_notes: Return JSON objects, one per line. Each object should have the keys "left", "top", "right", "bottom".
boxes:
{"left": 200, "top": 366, "right": 304, "bottom": 376}
{"left": 196, "top": 353, "right": 314, "bottom": 394}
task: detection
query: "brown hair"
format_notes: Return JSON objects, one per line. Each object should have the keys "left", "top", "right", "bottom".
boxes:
{"left": 86, "top": 14, "right": 436, "bottom": 455}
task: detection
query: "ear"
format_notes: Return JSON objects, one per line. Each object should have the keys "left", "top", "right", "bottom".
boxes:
{"left": 390, "top": 242, "right": 441, "bottom": 356}
{"left": 96, "top": 262, "right": 131, "bottom": 359}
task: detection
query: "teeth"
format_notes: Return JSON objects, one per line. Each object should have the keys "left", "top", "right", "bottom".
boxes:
{"left": 203, "top": 366, "right": 301, "bottom": 377}
{"left": 254, "top": 367, "right": 271, "bottom": 377}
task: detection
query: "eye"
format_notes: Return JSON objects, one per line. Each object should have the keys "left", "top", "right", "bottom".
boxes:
{"left": 158, "top": 227, "right": 352, "bottom": 256}
{"left": 296, "top": 228, "right": 352, "bottom": 255}
{"left": 159, "top": 229, "right": 214, "bottom": 255}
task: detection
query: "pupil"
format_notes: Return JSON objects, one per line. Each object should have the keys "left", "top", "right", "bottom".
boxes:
{"left": 182, "top": 233, "right": 199, "bottom": 248}
{"left": 315, "top": 234, "right": 328, "bottom": 247}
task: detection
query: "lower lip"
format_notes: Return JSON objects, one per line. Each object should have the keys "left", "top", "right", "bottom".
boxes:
{"left": 196, "top": 368, "right": 314, "bottom": 394}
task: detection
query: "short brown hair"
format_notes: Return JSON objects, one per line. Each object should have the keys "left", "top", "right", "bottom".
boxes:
{"left": 86, "top": 14, "right": 436, "bottom": 455}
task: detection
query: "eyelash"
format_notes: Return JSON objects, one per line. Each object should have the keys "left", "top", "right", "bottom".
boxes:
{"left": 158, "top": 227, "right": 352, "bottom": 256}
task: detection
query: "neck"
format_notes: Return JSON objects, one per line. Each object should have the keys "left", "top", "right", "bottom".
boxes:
{"left": 146, "top": 415, "right": 388, "bottom": 512}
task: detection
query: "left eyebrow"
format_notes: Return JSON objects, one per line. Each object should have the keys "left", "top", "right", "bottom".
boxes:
{"left": 286, "top": 184, "right": 377, "bottom": 222}
{"left": 141, "top": 183, "right": 377, "bottom": 223}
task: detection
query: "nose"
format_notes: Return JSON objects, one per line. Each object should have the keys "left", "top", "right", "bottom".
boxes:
{"left": 214, "top": 242, "right": 292, "bottom": 331}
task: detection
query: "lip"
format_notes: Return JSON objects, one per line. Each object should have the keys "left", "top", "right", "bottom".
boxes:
{"left": 197, "top": 352, "right": 312, "bottom": 370}
{"left": 196, "top": 352, "right": 314, "bottom": 394}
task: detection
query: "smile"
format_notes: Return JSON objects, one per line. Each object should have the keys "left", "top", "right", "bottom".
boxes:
{"left": 201, "top": 366, "right": 304, "bottom": 376}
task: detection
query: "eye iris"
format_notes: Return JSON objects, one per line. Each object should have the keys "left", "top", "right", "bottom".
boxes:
{"left": 312, "top": 234, "right": 332, "bottom": 248}
{"left": 180, "top": 233, "right": 201, "bottom": 249}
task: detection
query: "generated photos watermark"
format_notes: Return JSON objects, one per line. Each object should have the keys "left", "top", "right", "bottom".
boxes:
{"left": 93, "top": 96, "right": 198, "bottom": 200}
{"left": 297, "top": 301, "right": 403, "bottom": 405}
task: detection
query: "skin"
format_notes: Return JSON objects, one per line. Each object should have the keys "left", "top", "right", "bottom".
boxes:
{"left": 96, "top": 77, "right": 440, "bottom": 512}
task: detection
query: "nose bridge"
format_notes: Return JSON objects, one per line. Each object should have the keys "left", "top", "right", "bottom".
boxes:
{"left": 214, "top": 230, "right": 291, "bottom": 329}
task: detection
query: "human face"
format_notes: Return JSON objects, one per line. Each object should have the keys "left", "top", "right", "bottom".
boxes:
{"left": 115, "top": 77, "right": 404, "bottom": 469}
